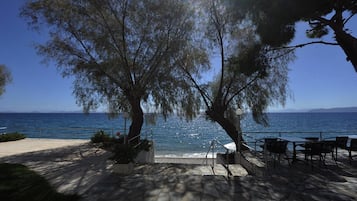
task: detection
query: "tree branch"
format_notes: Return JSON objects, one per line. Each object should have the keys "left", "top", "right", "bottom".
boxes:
{"left": 344, "top": 13, "right": 355, "bottom": 25}
{"left": 314, "top": 16, "right": 332, "bottom": 26}
{"left": 226, "top": 71, "right": 262, "bottom": 106}
{"left": 180, "top": 65, "right": 212, "bottom": 108}
{"left": 273, "top": 40, "right": 339, "bottom": 51}
{"left": 223, "top": 73, "right": 237, "bottom": 105}
{"left": 66, "top": 23, "right": 124, "bottom": 89}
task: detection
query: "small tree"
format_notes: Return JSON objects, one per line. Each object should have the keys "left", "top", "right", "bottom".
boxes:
{"left": 232, "top": 0, "right": 357, "bottom": 72}
{"left": 0, "top": 64, "right": 12, "bottom": 96}
{"left": 181, "top": 0, "right": 293, "bottom": 152}
{"left": 21, "top": 0, "right": 207, "bottom": 142}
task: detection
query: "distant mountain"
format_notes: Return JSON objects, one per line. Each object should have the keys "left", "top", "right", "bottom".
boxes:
{"left": 309, "top": 107, "right": 357, "bottom": 113}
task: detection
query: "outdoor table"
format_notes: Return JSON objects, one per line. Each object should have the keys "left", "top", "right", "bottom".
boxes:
{"left": 278, "top": 136, "right": 308, "bottom": 163}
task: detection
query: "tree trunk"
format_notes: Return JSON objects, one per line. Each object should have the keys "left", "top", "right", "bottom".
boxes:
{"left": 127, "top": 97, "right": 143, "bottom": 145}
{"left": 206, "top": 109, "right": 246, "bottom": 152}
{"left": 334, "top": 30, "right": 357, "bottom": 72}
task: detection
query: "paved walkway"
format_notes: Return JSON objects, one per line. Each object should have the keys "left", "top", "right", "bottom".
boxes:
{"left": 1, "top": 139, "right": 357, "bottom": 200}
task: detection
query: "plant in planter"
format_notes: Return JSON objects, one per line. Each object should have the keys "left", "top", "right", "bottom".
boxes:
{"left": 110, "top": 140, "right": 155, "bottom": 173}
{"left": 110, "top": 144, "right": 138, "bottom": 164}
{"left": 134, "top": 139, "right": 155, "bottom": 163}
{"left": 110, "top": 144, "right": 138, "bottom": 174}
{"left": 90, "top": 130, "right": 116, "bottom": 149}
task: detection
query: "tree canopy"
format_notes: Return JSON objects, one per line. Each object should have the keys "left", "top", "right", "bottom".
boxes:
{"left": 180, "top": 0, "right": 293, "bottom": 150}
{"left": 21, "top": 0, "right": 294, "bottom": 149}
{"left": 0, "top": 65, "right": 12, "bottom": 96}
{"left": 21, "top": 0, "right": 207, "bottom": 140}
{"left": 231, "top": 0, "right": 357, "bottom": 72}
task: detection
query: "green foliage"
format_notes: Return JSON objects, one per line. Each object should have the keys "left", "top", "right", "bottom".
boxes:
{"left": 198, "top": 0, "right": 292, "bottom": 126}
{"left": 90, "top": 130, "right": 112, "bottom": 144}
{"left": 20, "top": 0, "right": 208, "bottom": 140}
{"left": 110, "top": 144, "right": 138, "bottom": 164}
{"left": 109, "top": 140, "right": 152, "bottom": 164}
{"left": 0, "top": 65, "right": 12, "bottom": 96}
{"left": 135, "top": 139, "right": 152, "bottom": 152}
{"left": 0, "top": 132, "right": 26, "bottom": 142}
{"left": 230, "top": 0, "right": 357, "bottom": 72}
{"left": 230, "top": 0, "right": 339, "bottom": 46}
{"left": 0, "top": 163, "right": 80, "bottom": 201}
{"left": 20, "top": 0, "right": 209, "bottom": 142}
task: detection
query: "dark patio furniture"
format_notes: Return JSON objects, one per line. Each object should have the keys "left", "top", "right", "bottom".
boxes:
{"left": 348, "top": 139, "right": 357, "bottom": 164}
{"left": 278, "top": 136, "right": 308, "bottom": 163}
{"left": 301, "top": 141, "right": 334, "bottom": 169}
{"left": 266, "top": 140, "right": 289, "bottom": 166}
{"left": 260, "top": 138, "right": 278, "bottom": 153}
{"left": 320, "top": 140, "right": 336, "bottom": 162}
{"left": 305, "top": 137, "right": 319, "bottom": 142}
{"left": 335, "top": 136, "right": 348, "bottom": 161}
{"left": 336, "top": 136, "right": 348, "bottom": 149}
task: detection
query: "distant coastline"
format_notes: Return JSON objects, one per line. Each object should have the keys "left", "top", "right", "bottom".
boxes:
{"left": 1, "top": 106, "right": 357, "bottom": 113}
{"left": 308, "top": 107, "right": 357, "bottom": 113}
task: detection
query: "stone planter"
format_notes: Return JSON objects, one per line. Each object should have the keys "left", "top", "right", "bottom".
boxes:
{"left": 112, "top": 163, "right": 134, "bottom": 175}
{"left": 134, "top": 141, "right": 155, "bottom": 164}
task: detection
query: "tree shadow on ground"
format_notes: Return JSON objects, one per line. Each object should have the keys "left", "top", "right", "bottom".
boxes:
{"left": 1, "top": 146, "right": 356, "bottom": 201}
{"left": 0, "top": 143, "right": 112, "bottom": 195}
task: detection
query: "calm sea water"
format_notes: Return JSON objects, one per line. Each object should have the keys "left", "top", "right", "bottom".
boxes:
{"left": 1, "top": 113, "right": 357, "bottom": 157}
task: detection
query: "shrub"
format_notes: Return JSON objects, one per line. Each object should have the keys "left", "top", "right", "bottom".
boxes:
{"left": 0, "top": 132, "right": 26, "bottom": 142}
{"left": 109, "top": 140, "right": 153, "bottom": 164}
{"left": 110, "top": 144, "right": 138, "bottom": 164}
{"left": 135, "top": 139, "right": 152, "bottom": 152}
{"left": 90, "top": 130, "right": 112, "bottom": 143}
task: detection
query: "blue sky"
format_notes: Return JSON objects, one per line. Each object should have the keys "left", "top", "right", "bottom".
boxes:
{"left": 0, "top": 1, "right": 357, "bottom": 113}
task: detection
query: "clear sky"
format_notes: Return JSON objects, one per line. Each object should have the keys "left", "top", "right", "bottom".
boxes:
{"left": 1, "top": 1, "right": 357, "bottom": 113}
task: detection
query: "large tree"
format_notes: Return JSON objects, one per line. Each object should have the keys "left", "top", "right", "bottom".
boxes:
{"left": 0, "top": 65, "right": 12, "bottom": 96}
{"left": 231, "top": 0, "right": 357, "bottom": 72}
{"left": 181, "top": 0, "right": 293, "bottom": 152}
{"left": 21, "top": 0, "right": 206, "bottom": 142}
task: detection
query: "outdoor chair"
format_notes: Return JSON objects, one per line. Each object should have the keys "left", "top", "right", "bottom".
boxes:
{"left": 302, "top": 142, "right": 328, "bottom": 169}
{"left": 266, "top": 140, "right": 289, "bottom": 166}
{"left": 320, "top": 140, "right": 336, "bottom": 163}
{"left": 348, "top": 139, "right": 357, "bottom": 164}
{"left": 335, "top": 136, "right": 348, "bottom": 161}
{"left": 299, "top": 137, "right": 320, "bottom": 149}
{"left": 260, "top": 138, "right": 277, "bottom": 153}
{"left": 336, "top": 136, "right": 348, "bottom": 149}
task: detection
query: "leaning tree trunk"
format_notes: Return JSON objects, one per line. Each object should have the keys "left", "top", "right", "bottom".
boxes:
{"left": 206, "top": 109, "right": 246, "bottom": 152}
{"left": 127, "top": 97, "right": 144, "bottom": 145}
{"left": 334, "top": 30, "right": 357, "bottom": 72}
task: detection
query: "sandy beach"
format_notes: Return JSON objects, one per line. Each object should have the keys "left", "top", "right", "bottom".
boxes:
{"left": 0, "top": 138, "right": 88, "bottom": 157}
{"left": 1, "top": 138, "right": 357, "bottom": 200}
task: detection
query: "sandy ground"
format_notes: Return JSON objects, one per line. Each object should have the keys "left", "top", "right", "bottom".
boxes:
{"left": 0, "top": 138, "right": 88, "bottom": 157}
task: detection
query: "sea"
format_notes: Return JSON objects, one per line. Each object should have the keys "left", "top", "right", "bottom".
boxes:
{"left": 1, "top": 112, "right": 357, "bottom": 157}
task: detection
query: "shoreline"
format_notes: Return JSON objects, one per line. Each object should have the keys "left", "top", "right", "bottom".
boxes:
{"left": 0, "top": 138, "right": 217, "bottom": 162}
{"left": 0, "top": 138, "right": 88, "bottom": 157}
